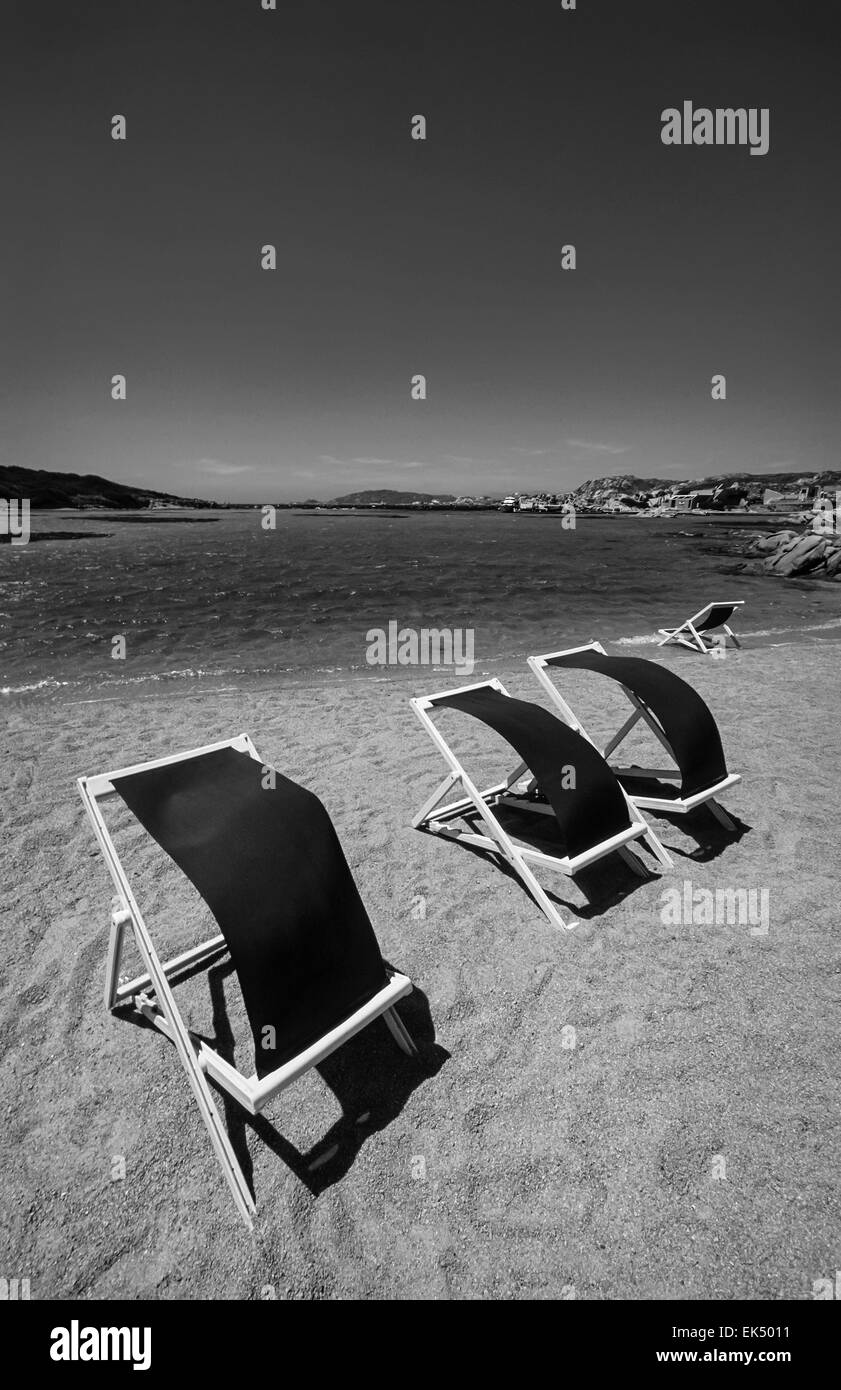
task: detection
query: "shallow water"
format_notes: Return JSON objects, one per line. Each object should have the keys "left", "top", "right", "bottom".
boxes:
{"left": 1, "top": 509, "right": 838, "bottom": 701}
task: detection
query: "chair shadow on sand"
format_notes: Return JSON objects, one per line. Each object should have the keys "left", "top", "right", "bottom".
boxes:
{"left": 419, "top": 790, "right": 750, "bottom": 924}
{"left": 124, "top": 958, "right": 448, "bottom": 1199}
{"left": 419, "top": 803, "right": 665, "bottom": 924}
{"left": 618, "top": 773, "right": 751, "bottom": 864}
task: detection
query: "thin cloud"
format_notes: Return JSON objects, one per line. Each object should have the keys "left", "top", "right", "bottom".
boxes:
{"left": 197, "top": 458, "right": 255, "bottom": 476}
{"left": 315, "top": 453, "right": 430, "bottom": 472}
{"left": 442, "top": 454, "right": 506, "bottom": 467}
{"left": 567, "top": 439, "right": 630, "bottom": 456}
{"left": 317, "top": 453, "right": 421, "bottom": 469}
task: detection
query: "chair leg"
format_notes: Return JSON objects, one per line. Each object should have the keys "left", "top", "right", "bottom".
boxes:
{"left": 619, "top": 788, "right": 673, "bottom": 871}
{"left": 384, "top": 1006, "right": 419, "bottom": 1057}
{"left": 640, "top": 823, "right": 673, "bottom": 869}
{"left": 104, "top": 903, "right": 131, "bottom": 1011}
{"left": 509, "top": 849, "right": 580, "bottom": 931}
{"left": 412, "top": 771, "right": 459, "bottom": 829}
{"left": 707, "top": 798, "right": 736, "bottom": 831}
{"left": 618, "top": 844, "right": 649, "bottom": 878}
{"left": 129, "top": 943, "right": 257, "bottom": 1229}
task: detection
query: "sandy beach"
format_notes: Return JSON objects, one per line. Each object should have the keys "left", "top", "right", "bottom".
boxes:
{"left": 1, "top": 637, "right": 838, "bottom": 1300}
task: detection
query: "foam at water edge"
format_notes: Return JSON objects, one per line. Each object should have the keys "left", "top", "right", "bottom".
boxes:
{"left": 614, "top": 617, "right": 841, "bottom": 646}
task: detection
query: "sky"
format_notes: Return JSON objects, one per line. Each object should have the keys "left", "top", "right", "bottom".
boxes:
{"left": 3, "top": 0, "right": 840, "bottom": 502}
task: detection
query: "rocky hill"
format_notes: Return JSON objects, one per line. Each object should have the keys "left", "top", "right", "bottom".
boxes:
{"left": 0, "top": 465, "right": 217, "bottom": 510}
{"left": 572, "top": 470, "right": 841, "bottom": 509}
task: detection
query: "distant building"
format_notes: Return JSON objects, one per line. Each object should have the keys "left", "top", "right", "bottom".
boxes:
{"left": 763, "top": 478, "right": 819, "bottom": 510}
{"left": 763, "top": 488, "right": 800, "bottom": 510}
{"left": 667, "top": 492, "right": 694, "bottom": 510}
{"left": 665, "top": 488, "right": 718, "bottom": 510}
{"left": 689, "top": 489, "right": 717, "bottom": 509}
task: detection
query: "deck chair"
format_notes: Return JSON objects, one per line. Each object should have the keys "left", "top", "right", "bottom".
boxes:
{"left": 410, "top": 678, "right": 672, "bottom": 933}
{"left": 528, "top": 643, "right": 740, "bottom": 829}
{"left": 657, "top": 600, "right": 744, "bottom": 652}
{"left": 76, "top": 733, "right": 416, "bottom": 1229}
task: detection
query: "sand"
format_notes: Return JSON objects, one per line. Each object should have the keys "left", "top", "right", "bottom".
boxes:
{"left": 1, "top": 639, "right": 838, "bottom": 1300}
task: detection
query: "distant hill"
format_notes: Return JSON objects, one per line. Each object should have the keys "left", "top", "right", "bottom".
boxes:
{"left": 0, "top": 465, "right": 217, "bottom": 510}
{"left": 327, "top": 489, "right": 456, "bottom": 506}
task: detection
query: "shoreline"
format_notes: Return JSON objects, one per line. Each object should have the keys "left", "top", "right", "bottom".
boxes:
{"left": 4, "top": 613, "right": 841, "bottom": 708}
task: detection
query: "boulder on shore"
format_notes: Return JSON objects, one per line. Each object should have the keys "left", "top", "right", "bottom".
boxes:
{"left": 741, "top": 527, "right": 841, "bottom": 580}
{"left": 823, "top": 548, "right": 841, "bottom": 578}
{"left": 750, "top": 529, "right": 798, "bottom": 554}
{"left": 766, "top": 534, "right": 829, "bottom": 576}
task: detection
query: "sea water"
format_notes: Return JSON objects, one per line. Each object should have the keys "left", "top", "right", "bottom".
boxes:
{"left": 1, "top": 509, "right": 838, "bottom": 701}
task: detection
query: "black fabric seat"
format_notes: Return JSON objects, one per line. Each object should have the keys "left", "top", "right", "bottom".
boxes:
{"left": 435, "top": 686, "right": 632, "bottom": 859}
{"left": 544, "top": 651, "right": 728, "bottom": 799}
{"left": 113, "top": 746, "right": 388, "bottom": 1077}
{"left": 695, "top": 603, "right": 739, "bottom": 633}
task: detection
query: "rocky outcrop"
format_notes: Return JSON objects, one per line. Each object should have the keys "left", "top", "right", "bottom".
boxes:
{"left": 740, "top": 527, "right": 841, "bottom": 580}
{"left": 751, "top": 529, "right": 798, "bottom": 553}
{"left": 767, "top": 535, "right": 829, "bottom": 575}
{"left": 572, "top": 470, "right": 841, "bottom": 513}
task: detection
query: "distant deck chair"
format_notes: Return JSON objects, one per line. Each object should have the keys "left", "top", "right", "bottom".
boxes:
{"left": 657, "top": 600, "right": 744, "bottom": 652}
{"left": 77, "top": 734, "right": 416, "bottom": 1229}
{"left": 410, "top": 679, "right": 672, "bottom": 933}
{"left": 528, "top": 643, "right": 740, "bottom": 828}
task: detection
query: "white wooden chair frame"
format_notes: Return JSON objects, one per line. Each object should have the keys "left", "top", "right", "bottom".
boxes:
{"left": 528, "top": 644, "right": 740, "bottom": 829}
{"left": 77, "top": 733, "right": 415, "bottom": 1230}
{"left": 410, "top": 678, "right": 672, "bottom": 934}
{"left": 657, "top": 600, "right": 744, "bottom": 653}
